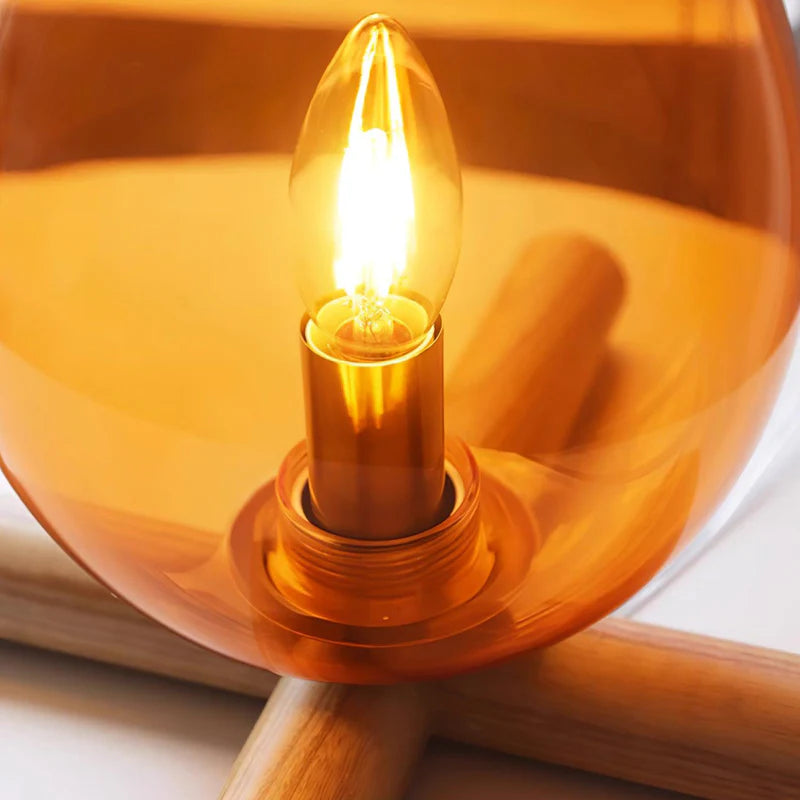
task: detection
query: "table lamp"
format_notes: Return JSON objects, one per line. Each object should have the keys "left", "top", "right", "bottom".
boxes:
{"left": 0, "top": 2, "right": 798, "bottom": 797}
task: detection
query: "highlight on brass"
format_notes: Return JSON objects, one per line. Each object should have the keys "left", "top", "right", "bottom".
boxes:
{"left": 0, "top": 2, "right": 797, "bottom": 685}
{"left": 290, "top": 13, "right": 461, "bottom": 361}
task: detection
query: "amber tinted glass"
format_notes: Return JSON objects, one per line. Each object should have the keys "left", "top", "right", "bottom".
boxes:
{"left": 0, "top": 1, "right": 797, "bottom": 681}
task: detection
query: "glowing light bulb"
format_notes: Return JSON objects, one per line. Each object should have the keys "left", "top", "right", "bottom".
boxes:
{"left": 290, "top": 14, "right": 462, "bottom": 360}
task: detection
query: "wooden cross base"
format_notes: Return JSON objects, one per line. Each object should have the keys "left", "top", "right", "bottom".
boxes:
{"left": 2, "top": 524, "right": 799, "bottom": 800}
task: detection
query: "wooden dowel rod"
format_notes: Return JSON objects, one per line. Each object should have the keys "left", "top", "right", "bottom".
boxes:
{"left": 219, "top": 680, "right": 429, "bottom": 800}
{"left": 2, "top": 525, "right": 800, "bottom": 799}
{"left": 435, "top": 620, "right": 800, "bottom": 800}
{"left": 446, "top": 234, "right": 624, "bottom": 455}
{"left": 0, "top": 523, "right": 278, "bottom": 697}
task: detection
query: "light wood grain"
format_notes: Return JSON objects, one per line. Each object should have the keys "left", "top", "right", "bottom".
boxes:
{"left": 219, "top": 680, "right": 429, "bottom": 800}
{"left": 446, "top": 234, "right": 624, "bottom": 456}
{"left": 436, "top": 620, "right": 800, "bottom": 800}
{"left": 3, "top": 528, "right": 800, "bottom": 799}
{"left": 0, "top": 523, "right": 278, "bottom": 696}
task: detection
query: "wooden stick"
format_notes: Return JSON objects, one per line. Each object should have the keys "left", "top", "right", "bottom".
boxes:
{"left": 0, "top": 521, "right": 278, "bottom": 697}
{"left": 446, "top": 234, "right": 624, "bottom": 455}
{"left": 219, "top": 680, "right": 429, "bottom": 800}
{"left": 3, "top": 528, "right": 800, "bottom": 799}
{"left": 436, "top": 621, "right": 800, "bottom": 799}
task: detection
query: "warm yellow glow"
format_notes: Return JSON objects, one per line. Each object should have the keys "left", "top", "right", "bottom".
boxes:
{"left": 291, "top": 13, "right": 462, "bottom": 358}
{"left": 334, "top": 22, "right": 415, "bottom": 334}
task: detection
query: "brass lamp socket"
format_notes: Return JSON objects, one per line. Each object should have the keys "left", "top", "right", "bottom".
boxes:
{"left": 301, "top": 315, "right": 446, "bottom": 539}
{"left": 268, "top": 436, "right": 494, "bottom": 627}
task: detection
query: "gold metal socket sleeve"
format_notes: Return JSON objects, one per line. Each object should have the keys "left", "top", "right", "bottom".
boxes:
{"left": 301, "top": 317, "right": 445, "bottom": 539}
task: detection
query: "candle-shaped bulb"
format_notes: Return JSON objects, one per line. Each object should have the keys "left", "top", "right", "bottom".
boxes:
{"left": 290, "top": 14, "right": 461, "bottom": 360}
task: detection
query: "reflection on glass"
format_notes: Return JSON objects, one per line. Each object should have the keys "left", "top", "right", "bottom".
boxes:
{"left": 0, "top": 0, "right": 797, "bottom": 681}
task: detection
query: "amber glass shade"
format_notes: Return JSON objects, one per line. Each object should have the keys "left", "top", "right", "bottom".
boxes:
{"left": 0, "top": 1, "right": 798, "bottom": 682}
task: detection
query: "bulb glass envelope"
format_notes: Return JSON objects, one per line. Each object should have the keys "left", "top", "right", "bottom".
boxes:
{"left": 290, "top": 14, "right": 461, "bottom": 359}
{"left": 0, "top": 1, "right": 797, "bottom": 682}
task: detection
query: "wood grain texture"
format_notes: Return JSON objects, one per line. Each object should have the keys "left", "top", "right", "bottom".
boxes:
{"left": 446, "top": 234, "right": 624, "bottom": 456}
{"left": 0, "top": 524, "right": 278, "bottom": 697}
{"left": 219, "top": 680, "right": 429, "bottom": 800}
{"left": 3, "top": 529, "right": 800, "bottom": 799}
{"left": 436, "top": 620, "right": 800, "bottom": 800}
{"left": 2, "top": 526, "right": 800, "bottom": 799}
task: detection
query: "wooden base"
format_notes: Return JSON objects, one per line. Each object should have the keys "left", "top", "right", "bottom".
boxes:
{"left": 220, "top": 680, "right": 428, "bottom": 800}
{"left": 2, "top": 525, "right": 800, "bottom": 799}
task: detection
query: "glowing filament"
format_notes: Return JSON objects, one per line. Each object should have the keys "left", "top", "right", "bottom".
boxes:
{"left": 333, "top": 23, "right": 415, "bottom": 337}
